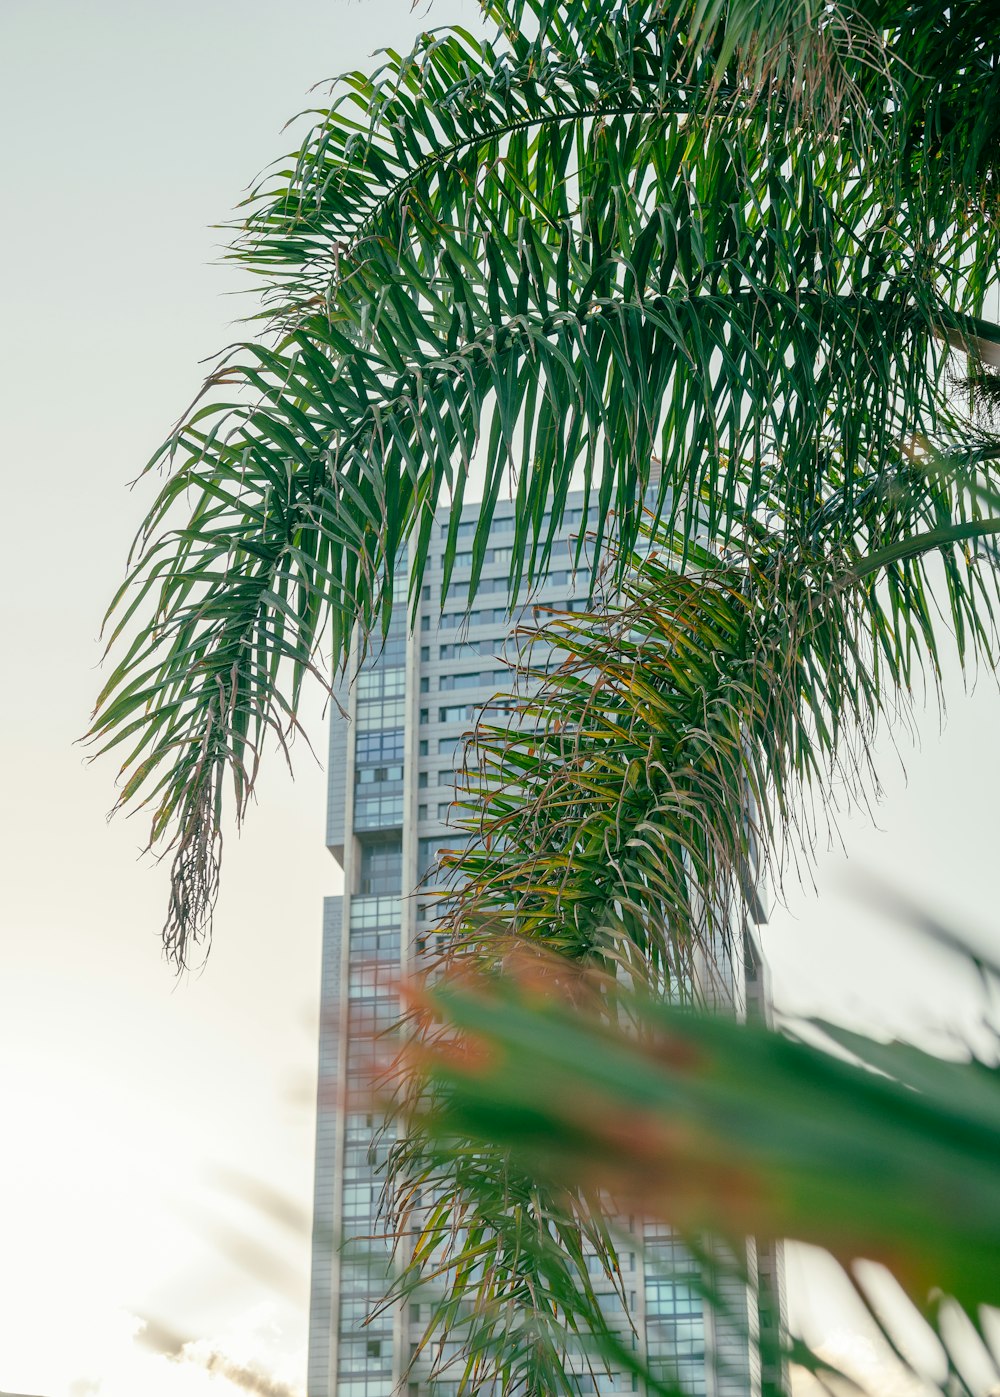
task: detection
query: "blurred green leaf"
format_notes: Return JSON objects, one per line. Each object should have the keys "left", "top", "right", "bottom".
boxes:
{"left": 409, "top": 966, "right": 1000, "bottom": 1313}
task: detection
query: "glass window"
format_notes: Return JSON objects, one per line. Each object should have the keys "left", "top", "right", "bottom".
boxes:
{"left": 356, "top": 730, "right": 404, "bottom": 764}
{"left": 568, "top": 1378, "right": 637, "bottom": 1395}
{"left": 349, "top": 896, "right": 401, "bottom": 929}
{"left": 439, "top": 670, "right": 507, "bottom": 691}
{"left": 440, "top": 606, "right": 510, "bottom": 630}
{"left": 348, "top": 925, "right": 399, "bottom": 958}
{"left": 480, "top": 700, "right": 517, "bottom": 721}
{"left": 356, "top": 697, "right": 406, "bottom": 730}
{"left": 443, "top": 518, "right": 518, "bottom": 542}
{"left": 439, "top": 671, "right": 476, "bottom": 691}
{"left": 348, "top": 963, "right": 389, "bottom": 998}
{"left": 355, "top": 765, "right": 403, "bottom": 786}
{"left": 455, "top": 572, "right": 565, "bottom": 597}
{"left": 356, "top": 669, "right": 405, "bottom": 699}
{"left": 354, "top": 795, "right": 404, "bottom": 830}
{"left": 360, "top": 840, "right": 403, "bottom": 896}
{"left": 418, "top": 835, "right": 471, "bottom": 879}
{"left": 585, "top": 1252, "right": 634, "bottom": 1276}
{"left": 359, "top": 624, "right": 406, "bottom": 667}
{"left": 439, "top": 641, "right": 492, "bottom": 661}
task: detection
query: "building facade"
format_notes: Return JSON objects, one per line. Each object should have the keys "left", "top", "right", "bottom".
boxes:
{"left": 307, "top": 495, "right": 781, "bottom": 1397}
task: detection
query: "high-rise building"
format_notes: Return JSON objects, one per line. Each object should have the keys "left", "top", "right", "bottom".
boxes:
{"left": 307, "top": 494, "right": 782, "bottom": 1397}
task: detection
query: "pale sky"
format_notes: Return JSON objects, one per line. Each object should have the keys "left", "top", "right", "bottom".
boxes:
{"left": 0, "top": 4, "right": 997, "bottom": 1395}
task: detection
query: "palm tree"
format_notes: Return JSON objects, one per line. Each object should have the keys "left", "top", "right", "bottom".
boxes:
{"left": 90, "top": 0, "right": 1000, "bottom": 1390}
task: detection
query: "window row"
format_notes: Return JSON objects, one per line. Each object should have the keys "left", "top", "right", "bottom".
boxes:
{"left": 348, "top": 963, "right": 396, "bottom": 997}
{"left": 418, "top": 737, "right": 465, "bottom": 759}
{"left": 422, "top": 702, "right": 517, "bottom": 726}
{"left": 428, "top": 606, "right": 509, "bottom": 631}
{"left": 359, "top": 633, "right": 407, "bottom": 667}
{"left": 355, "top": 764, "right": 403, "bottom": 786}
{"left": 356, "top": 729, "right": 404, "bottom": 764}
{"left": 355, "top": 668, "right": 405, "bottom": 699}
{"left": 359, "top": 840, "right": 402, "bottom": 896}
{"left": 354, "top": 795, "right": 404, "bottom": 831}
{"left": 444, "top": 543, "right": 515, "bottom": 569}
{"left": 584, "top": 1252, "right": 637, "bottom": 1275}
{"left": 349, "top": 895, "right": 401, "bottom": 929}
{"left": 356, "top": 697, "right": 407, "bottom": 730}
{"left": 416, "top": 768, "right": 460, "bottom": 789}
{"left": 437, "top": 507, "right": 596, "bottom": 545}
{"left": 436, "top": 668, "right": 508, "bottom": 691}
{"left": 440, "top": 515, "right": 516, "bottom": 542}
{"left": 424, "top": 570, "right": 571, "bottom": 601}
{"left": 342, "top": 1181, "right": 382, "bottom": 1205}
{"left": 347, "top": 1000, "right": 399, "bottom": 1032}
{"left": 436, "top": 640, "right": 498, "bottom": 661}
{"left": 647, "top": 1361, "right": 706, "bottom": 1396}
{"left": 338, "top": 1335, "right": 390, "bottom": 1364}
{"left": 334, "top": 1380, "right": 393, "bottom": 1397}
{"left": 416, "top": 801, "right": 465, "bottom": 823}
{"left": 418, "top": 835, "right": 472, "bottom": 879}
{"left": 644, "top": 1320, "right": 705, "bottom": 1357}
{"left": 424, "top": 600, "right": 588, "bottom": 632}
{"left": 349, "top": 928, "right": 400, "bottom": 958}
{"left": 644, "top": 1280, "right": 701, "bottom": 1317}
{"left": 569, "top": 1376, "right": 638, "bottom": 1394}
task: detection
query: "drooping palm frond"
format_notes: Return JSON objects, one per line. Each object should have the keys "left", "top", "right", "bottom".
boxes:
{"left": 427, "top": 445, "right": 1000, "bottom": 991}
{"left": 89, "top": 0, "right": 1000, "bottom": 962}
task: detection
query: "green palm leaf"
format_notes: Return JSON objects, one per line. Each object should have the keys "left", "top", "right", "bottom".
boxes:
{"left": 91, "top": 0, "right": 1000, "bottom": 962}
{"left": 429, "top": 450, "right": 1000, "bottom": 988}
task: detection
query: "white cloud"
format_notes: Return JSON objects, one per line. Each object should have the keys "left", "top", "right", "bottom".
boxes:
{"left": 0, "top": 1302, "right": 304, "bottom": 1397}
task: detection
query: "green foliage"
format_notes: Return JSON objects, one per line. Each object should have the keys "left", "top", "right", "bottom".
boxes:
{"left": 90, "top": 0, "right": 1000, "bottom": 963}
{"left": 436, "top": 456, "right": 1000, "bottom": 992}
{"left": 399, "top": 944, "right": 1000, "bottom": 1392}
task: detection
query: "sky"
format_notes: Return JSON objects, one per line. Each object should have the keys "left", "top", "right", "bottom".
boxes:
{"left": 0, "top": 3, "right": 997, "bottom": 1395}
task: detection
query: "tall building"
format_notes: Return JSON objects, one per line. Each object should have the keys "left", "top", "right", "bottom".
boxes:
{"left": 307, "top": 494, "right": 782, "bottom": 1397}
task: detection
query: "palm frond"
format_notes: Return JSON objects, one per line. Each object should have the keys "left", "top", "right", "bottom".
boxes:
{"left": 427, "top": 447, "right": 1000, "bottom": 990}
{"left": 90, "top": 0, "right": 1000, "bottom": 961}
